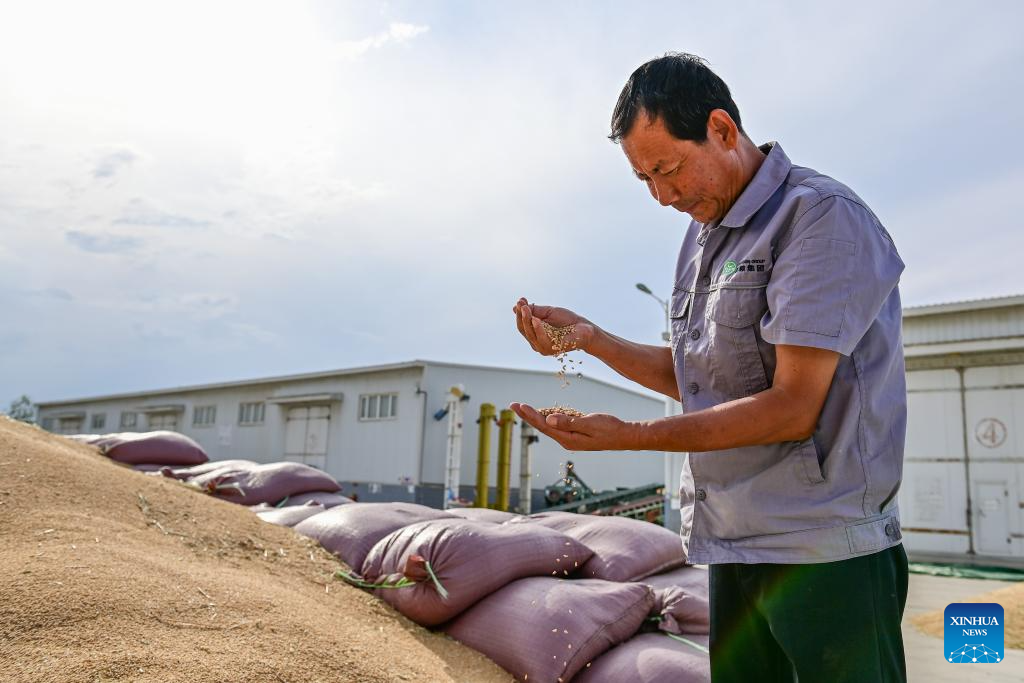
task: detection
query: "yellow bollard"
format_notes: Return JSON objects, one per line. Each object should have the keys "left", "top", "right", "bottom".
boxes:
{"left": 475, "top": 403, "right": 496, "bottom": 508}
{"left": 495, "top": 409, "right": 515, "bottom": 511}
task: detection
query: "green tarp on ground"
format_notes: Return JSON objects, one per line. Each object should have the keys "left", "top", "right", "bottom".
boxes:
{"left": 908, "top": 562, "right": 1024, "bottom": 582}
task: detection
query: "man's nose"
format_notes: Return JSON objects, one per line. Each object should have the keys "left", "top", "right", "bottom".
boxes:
{"left": 649, "top": 179, "right": 679, "bottom": 207}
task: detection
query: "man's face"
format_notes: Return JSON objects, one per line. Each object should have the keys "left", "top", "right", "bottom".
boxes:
{"left": 620, "top": 110, "right": 745, "bottom": 225}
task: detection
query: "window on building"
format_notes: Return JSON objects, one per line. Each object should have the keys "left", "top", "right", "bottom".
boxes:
{"left": 147, "top": 413, "right": 178, "bottom": 431}
{"left": 120, "top": 412, "right": 138, "bottom": 429}
{"left": 90, "top": 413, "right": 106, "bottom": 431}
{"left": 193, "top": 405, "right": 217, "bottom": 427}
{"left": 238, "top": 401, "right": 265, "bottom": 425}
{"left": 58, "top": 417, "right": 83, "bottom": 434}
{"left": 359, "top": 393, "right": 398, "bottom": 421}
{"left": 41, "top": 417, "right": 54, "bottom": 431}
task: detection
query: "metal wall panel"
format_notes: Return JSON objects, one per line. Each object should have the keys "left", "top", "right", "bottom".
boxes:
{"left": 905, "top": 369, "right": 962, "bottom": 461}
{"left": 963, "top": 365, "right": 1024, "bottom": 557}
{"left": 902, "top": 369, "right": 970, "bottom": 554}
{"left": 325, "top": 369, "right": 423, "bottom": 484}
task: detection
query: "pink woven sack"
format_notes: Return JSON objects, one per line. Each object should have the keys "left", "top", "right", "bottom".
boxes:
{"left": 445, "top": 577, "right": 654, "bottom": 683}
{"left": 155, "top": 459, "right": 258, "bottom": 481}
{"left": 83, "top": 431, "right": 209, "bottom": 466}
{"left": 642, "top": 566, "right": 710, "bottom": 635}
{"left": 190, "top": 462, "right": 341, "bottom": 505}
{"left": 360, "top": 519, "right": 593, "bottom": 626}
{"left": 278, "top": 490, "right": 352, "bottom": 508}
{"left": 574, "top": 632, "right": 710, "bottom": 683}
{"left": 509, "top": 511, "right": 686, "bottom": 581}
{"left": 293, "top": 502, "right": 455, "bottom": 571}
{"left": 256, "top": 502, "right": 326, "bottom": 527}
{"left": 446, "top": 507, "right": 519, "bottom": 524}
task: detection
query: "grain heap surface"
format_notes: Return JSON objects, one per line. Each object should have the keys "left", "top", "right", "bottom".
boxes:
{"left": 912, "top": 581, "right": 1024, "bottom": 649}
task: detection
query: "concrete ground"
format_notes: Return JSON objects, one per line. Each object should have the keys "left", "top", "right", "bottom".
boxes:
{"left": 904, "top": 573, "right": 1023, "bottom": 681}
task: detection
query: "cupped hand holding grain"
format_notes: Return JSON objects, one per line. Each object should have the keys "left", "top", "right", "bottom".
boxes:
{"left": 512, "top": 297, "right": 596, "bottom": 356}
{"left": 508, "top": 402, "right": 643, "bottom": 452}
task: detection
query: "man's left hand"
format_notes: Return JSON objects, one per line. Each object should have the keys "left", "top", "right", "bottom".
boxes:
{"left": 508, "top": 403, "right": 641, "bottom": 451}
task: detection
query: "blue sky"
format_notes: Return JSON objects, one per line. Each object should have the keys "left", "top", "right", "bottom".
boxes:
{"left": 2, "top": 0, "right": 1023, "bottom": 406}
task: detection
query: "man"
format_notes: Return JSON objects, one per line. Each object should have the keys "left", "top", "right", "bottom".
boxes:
{"left": 511, "top": 53, "right": 908, "bottom": 682}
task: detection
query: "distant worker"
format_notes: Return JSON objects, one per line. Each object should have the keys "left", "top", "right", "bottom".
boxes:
{"left": 512, "top": 53, "right": 907, "bottom": 682}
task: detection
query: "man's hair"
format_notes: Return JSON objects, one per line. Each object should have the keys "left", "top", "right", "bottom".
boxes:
{"left": 609, "top": 53, "right": 744, "bottom": 143}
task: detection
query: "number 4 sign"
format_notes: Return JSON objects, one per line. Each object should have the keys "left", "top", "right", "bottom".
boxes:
{"left": 975, "top": 418, "right": 1007, "bottom": 449}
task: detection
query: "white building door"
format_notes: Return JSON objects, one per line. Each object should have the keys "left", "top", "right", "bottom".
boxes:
{"left": 901, "top": 369, "right": 969, "bottom": 554}
{"left": 964, "top": 364, "right": 1023, "bottom": 558}
{"left": 974, "top": 481, "right": 1011, "bottom": 556}
{"left": 147, "top": 413, "right": 178, "bottom": 431}
{"left": 285, "top": 405, "right": 329, "bottom": 470}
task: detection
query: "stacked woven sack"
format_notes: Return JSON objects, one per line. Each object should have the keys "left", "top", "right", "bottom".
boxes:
{"left": 289, "top": 503, "right": 709, "bottom": 682}
{"left": 67, "top": 432, "right": 351, "bottom": 516}
{"left": 163, "top": 460, "right": 346, "bottom": 506}
{"left": 68, "top": 431, "right": 209, "bottom": 468}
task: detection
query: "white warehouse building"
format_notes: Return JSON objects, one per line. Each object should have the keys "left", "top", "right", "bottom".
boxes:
{"left": 36, "top": 360, "right": 668, "bottom": 510}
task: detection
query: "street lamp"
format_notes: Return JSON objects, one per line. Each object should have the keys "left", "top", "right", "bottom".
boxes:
{"left": 635, "top": 283, "right": 670, "bottom": 343}
{"left": 635, "top": 282, "right": 682, "bottom": 531}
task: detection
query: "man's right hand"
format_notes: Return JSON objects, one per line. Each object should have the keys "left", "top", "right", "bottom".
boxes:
{"left": 512, "top": 297, "right": 596, "bottom": 357}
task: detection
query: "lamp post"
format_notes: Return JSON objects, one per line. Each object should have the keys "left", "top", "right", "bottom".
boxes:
{"left": 635, "top": 283, "right": 682, "bottom": 531}
{"left": 635, "top": 283, "right": 670, "bottom": 343}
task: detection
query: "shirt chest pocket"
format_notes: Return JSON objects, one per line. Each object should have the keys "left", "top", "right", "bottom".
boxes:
{"left": 705, "top": 286, "right": 771, "bottom": 398}
{"left": 669, "top": 289, "right": 691, "bottom": 355}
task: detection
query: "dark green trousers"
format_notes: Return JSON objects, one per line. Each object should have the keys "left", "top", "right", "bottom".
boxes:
{"left": 709, "top": 544, "right": 908, "bottom": 682}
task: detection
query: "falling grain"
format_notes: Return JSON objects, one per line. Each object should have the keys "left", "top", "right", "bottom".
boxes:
{"left": 540, "top": 322, "right": 581, "bottom": 387}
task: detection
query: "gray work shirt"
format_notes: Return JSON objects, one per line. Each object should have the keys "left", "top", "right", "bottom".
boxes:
{"left": 671, "top": 142, "right": 906, "bottom": 565}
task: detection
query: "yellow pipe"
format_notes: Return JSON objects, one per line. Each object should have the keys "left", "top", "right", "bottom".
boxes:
{"left": 475, "top": 403, "right": 496, "bottom": 508}
{"left": 495, "top": 409, "right": 515, "bottom": 511}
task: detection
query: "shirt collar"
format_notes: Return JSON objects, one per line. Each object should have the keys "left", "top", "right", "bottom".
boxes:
{"left": 717, "top": 141, "right": 792, "bottom": 229}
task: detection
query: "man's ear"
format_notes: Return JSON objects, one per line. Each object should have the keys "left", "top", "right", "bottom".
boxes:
{"left": 707, "top": 109, "right": 739, "bottom": 149}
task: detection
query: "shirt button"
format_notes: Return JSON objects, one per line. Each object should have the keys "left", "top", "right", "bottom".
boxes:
{"left": 687, "top": 382, "right": 700, "bottom": 395}
{"left": 689, "top": 328, "right": 700, "bottom": 340}
{"left": 696, "top": 488, "right": 707, "bottom": 501}
{"left": 884, "top": 523, "right": 895, "bottom": 537}
{"left": 700, "top": 275, "right": 711, "bottom": 287}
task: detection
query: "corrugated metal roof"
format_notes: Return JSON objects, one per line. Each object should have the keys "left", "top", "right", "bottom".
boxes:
{"left": 36, "top": 361, "right": 427, "bottom": 407}
{"left": 903, "top": 293, "right": 1024, "bottom": 347}
{"left": 37, "top": 359, "right": 663, "bottom": 408}
{"left": 903, "top": 293, "right": 1024, "bottom": 318}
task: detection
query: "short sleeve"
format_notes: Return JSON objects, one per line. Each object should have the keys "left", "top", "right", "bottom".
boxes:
{"left": 760, "top": 196, "right": 904, "bottom": 356}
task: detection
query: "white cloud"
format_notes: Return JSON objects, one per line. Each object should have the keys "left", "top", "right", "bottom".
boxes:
{"left": 96, "top": 292, "right": 240, "bottom": 320}
{"left": 24, "top": 287, "right": 74, "bottom": 301}
{"left": 337, "top": 22, "right": 430, "bottom": 59}
{"left": 92, "top": 148, "right": 138, "bottom": 179}
{"left": 113, "top": 199, "right": 211, "bottom": 229}
{"left": 65, "top": 230, "right": 144, "bottom": 254}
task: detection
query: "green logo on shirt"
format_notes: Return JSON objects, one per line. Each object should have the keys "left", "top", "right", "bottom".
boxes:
{"left": 722, "top": 260, "right": 738, "bottom": 276}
